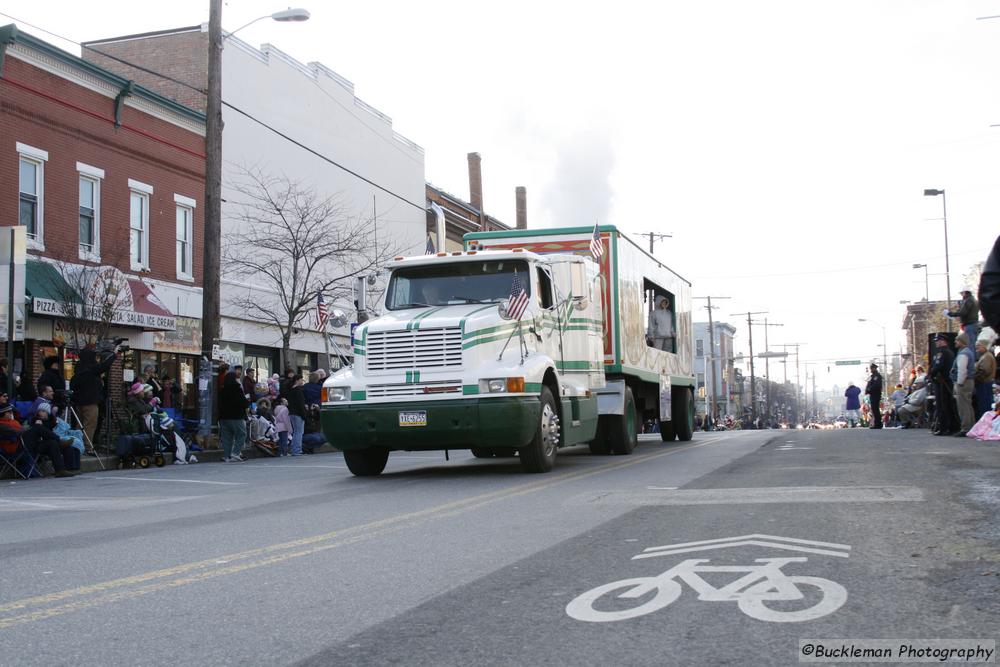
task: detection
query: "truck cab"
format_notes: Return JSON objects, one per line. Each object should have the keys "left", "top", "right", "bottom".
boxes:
{"left": 321, "top": 249, "right": 603, "bottom": 475}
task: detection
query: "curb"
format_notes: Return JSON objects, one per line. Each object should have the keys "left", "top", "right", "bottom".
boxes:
{"left": 4, "top": 442, "right": 341, "bottom": 477}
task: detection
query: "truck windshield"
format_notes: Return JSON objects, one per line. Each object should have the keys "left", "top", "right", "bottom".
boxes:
{"left": 386, "top": 260, "right": 531, "bottom": 310}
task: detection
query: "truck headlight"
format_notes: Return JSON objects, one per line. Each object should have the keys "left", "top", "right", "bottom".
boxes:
{"left": 480, "top": 377, "right": 525, "bottom": 394}
{"left": 325, "top": 387, "right": 349, "bottom": 402}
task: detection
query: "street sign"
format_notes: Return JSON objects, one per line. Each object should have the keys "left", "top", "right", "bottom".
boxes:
{"left": 835, "top": 360, "right": 862, "bottom": 366}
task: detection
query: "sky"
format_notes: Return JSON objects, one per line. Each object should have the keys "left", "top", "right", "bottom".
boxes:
{"left": 4, "top": 0, "right": 998, "bottom": 394}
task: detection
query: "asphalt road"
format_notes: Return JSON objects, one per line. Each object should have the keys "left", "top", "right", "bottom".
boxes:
{"left": 1, "top": 428, "right": 998, "bottom": 666}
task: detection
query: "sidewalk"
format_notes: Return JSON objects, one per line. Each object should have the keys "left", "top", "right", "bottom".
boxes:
{"left": 4, "top": 442, "right": 341, "bottom": 477}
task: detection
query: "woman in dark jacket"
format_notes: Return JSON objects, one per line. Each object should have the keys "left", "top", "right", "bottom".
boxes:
{"left": 286, "top": 376, "right": 307, "bottom": 456}
{"left": 302, "top": 371, "right": 323, "bottom": 406}
{"left": 218, "top": 372, "right": 249, "bottom": 462}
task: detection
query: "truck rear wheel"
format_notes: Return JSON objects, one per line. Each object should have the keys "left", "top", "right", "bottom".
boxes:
{"left": 609, "top": 387, "right": 638, "bottom": 455}
{"left": 659, "top": 418, "right": 676, "bottom": 442}
{"left": 343, "top": 448, "right": 390, "bottom": 476}
{"left": 519, "top": 386, "right": 559, "bottom": 473}
{"left": 673, "top": 387, "right": 694, "bottom": 441}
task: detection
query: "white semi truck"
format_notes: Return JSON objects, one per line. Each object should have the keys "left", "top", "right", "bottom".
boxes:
{"left": 321, "top": 225, "right": 695, "bottom": 476}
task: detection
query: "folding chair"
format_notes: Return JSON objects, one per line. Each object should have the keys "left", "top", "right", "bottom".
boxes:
{"left": 0, "top": 436, "right": 42, "bottom": 479}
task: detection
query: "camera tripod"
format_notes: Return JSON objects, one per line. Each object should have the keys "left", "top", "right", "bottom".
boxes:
{"left": 64, "top": 403, "right": 107, "bottom": 471}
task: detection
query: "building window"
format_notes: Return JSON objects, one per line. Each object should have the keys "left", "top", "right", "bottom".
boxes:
{"left": 696, "top": 339, "right": 704, "bottom": 358}
{"left": 78, "top": 168, "right": 103, "bottom": 260}
{"left": 17, "top": 143, "right": 48, "bottom": 248}
{"left": 130, "top": 190, "right": 150, "bottom": 270}
{"left": 175, "top": 196, "right": 194, "bottom": 280}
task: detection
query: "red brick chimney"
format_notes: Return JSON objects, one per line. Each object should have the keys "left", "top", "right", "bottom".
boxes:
{"left": 468, "top": 152, "right": 484, "bottom": 213}
{"left": 515, "top": 186, "right": 527, "bottom": 230}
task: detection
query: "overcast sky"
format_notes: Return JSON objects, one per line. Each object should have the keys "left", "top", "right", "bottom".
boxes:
{"left": 5, "top": 0, "right": 998, "bottom": 394}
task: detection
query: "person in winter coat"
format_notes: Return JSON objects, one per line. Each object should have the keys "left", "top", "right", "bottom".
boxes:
{"left": 218, "top": 371, "right": 249, "bottom": 462}
{"left": 69, "top": 346, "right": 119, "bottom": 455}
{"left": 946, "top": 289, "right": 981, "bottom": 358}
{"left": 648, "top": 296, "right": 674, "bottom": 352}
{"left": 864, "top": 364, "right": 883, "bottom": 430}
{"left": 980, "top": 235, "right": 1000, "bottom": 332}
{"left": 303, "top": 371, "right": 323, "bottom": 406}
{"left": 844, "top": 382, "right": 862, "bottom": 427}
{"left": 286, "top": 375, "right": 307, "bottom": 456}
{"left": 930, "top": 333, "right": 958, "bottom": 435}
{"left": 973, "top": 339, "right": 996, "bottom": 420}
{"left": 273, "top": 398, "right": 291, "bottom": 456}
{"left": 951, "top": 332, "right": 975, "bottom": 436}
{"left": 22, "top": 402, "right": 76, "bottom": 477}
{"left": 897, "top": 377, "right": 928, "bottom": 428}
{"left": 36, "top": 355, "right": 64, "bottom": 399}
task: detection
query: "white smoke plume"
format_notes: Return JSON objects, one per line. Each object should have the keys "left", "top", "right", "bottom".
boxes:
{"left": 541, "top": 131, "right": 616, "bottom": 228}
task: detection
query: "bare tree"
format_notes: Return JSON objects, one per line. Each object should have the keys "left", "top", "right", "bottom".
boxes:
{"left": 41, "top": 249, "right": 134, "bottom": 351}
{"left": 223, "top": 165, "right": 400, "bottom": 368}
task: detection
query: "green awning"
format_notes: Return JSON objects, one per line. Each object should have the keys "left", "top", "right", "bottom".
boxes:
{"left": 26, "top": 259, "right": 80, "bottom": 312}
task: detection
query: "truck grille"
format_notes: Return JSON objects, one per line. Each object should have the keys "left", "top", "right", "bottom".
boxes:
{"left": 365, "top": 327, "right": 463, "bottom": 373}
{"left": 367, "top": 380, "right": 464, "bottom": 398}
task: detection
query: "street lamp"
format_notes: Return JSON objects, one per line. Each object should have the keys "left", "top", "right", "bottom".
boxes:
{"left": 923, "top": 188, "right": 952, "bottom": 329}
{"left": 200, "top": 2, "right": 310, "bottom": 436}
{"left": 229, "top": 8, "right": 311, "bottom": 36}
{"left": 858, "top": 318, "right": 887, "bottom": 379}
{"left": 911, "top": 263, "right": 929, "bottom": 302}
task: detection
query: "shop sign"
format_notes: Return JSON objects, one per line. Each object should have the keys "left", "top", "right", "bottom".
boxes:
{"left": 0, "top": 227, "right": 26, "bottom": 342}
{"left": 32, "top": 297, "right": 176, "bottom": 331}
{"left": 153, "top": 317, "right": 202, "bottom": 354}
{"left": 52, "top": 318, "right": 105, "bottom": 347}
{"left": 215, "top": 342, "right": 244, "bottom": 367}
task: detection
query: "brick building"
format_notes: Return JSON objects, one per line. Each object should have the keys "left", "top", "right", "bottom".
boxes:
{"left": 0, "top": 24, "right": 205, "bottom": 438}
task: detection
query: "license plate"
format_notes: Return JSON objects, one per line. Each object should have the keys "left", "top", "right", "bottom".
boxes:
{"left": 398, "top": 411, "right": 427, "bottom": 427}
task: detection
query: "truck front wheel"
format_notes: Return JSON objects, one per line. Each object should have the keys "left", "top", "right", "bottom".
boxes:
{"left": 609, "top": 387, "right": 638, "bottom": 455}
{"left": 343, "top": 448, "right": 390, "bottom": 476}
{"left": 519, "top": 386, "right": 560, "bottom": 473}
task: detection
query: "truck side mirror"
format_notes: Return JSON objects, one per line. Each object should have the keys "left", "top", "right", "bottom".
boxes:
{"left": 569, "top": 262, "right": 587, "bottom": 299}
{"left": 498, "top": 300, "right": 512, "bottom": 320}
{"left": 573, "top": 296, "right": 589, "bottom": 311}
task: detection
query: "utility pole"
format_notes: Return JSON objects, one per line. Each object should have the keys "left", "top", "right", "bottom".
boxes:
{"left": 199, "top": 0, "right": 223, "bottom": 437}
{"left": 733, "top": 310, "right": 768, "bottom": 426}
{"left": 779, "top": 342, "right": 803, "bottom": 425}
{"left": 751, "top": 318, "right": 783, "bottom": 427}
{"left": 634, "top": 232, "right": 673, "bottom": 254}
{"left": 695, "top": 296, "right": 730, "bottom": 429}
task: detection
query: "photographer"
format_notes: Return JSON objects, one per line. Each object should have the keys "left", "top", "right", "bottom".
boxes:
{"left": 69, "top": 344, "right": 121, "bottom": 455}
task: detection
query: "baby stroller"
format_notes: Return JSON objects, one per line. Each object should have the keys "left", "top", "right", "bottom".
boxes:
{"left": 249, "top": 410, "right": 279, "bottom": 457}
{"left": 118, "top": 412, "right": 195, "bottom": 468}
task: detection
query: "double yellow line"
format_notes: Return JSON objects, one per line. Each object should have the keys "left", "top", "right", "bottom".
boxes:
{"left": 0, "top": 437, "right": 722, "bottom": 630}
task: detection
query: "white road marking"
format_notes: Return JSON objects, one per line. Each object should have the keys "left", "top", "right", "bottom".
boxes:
{"left": 576, "top": 485, "right": 923, "bottom": 506}
{"left": 255, "top": 465, "right": 348, "bottom": 469}
{"left": 646, "top": 486, "right": 678, "bottom": 490}
{"left": 0, "top": 498, "right": 60, "bottom": 509}
{"left": 90, "top": 477, "right": 247, "bottom": 486}
{"left": 568, "top": 551, "right": 848, "bottom": 624}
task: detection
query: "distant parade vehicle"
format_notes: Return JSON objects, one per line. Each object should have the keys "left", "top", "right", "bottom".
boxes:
{"left": 320, "top": 225, "right": 696, "bottom": 476}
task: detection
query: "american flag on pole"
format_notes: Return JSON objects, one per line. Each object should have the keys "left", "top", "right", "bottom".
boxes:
{"left": 425, "top": 235, "right": 436, "bottom": 255}
{"left": 507, "top": 271, "right": 529, "bottom": 321}
{"left": 315, "top": 293, "right": 329, "bottom": 330}
{"left": 589, "top": 221, "right": 604, "bottom": 260}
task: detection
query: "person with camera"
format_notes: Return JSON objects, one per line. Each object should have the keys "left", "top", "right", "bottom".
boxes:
{"left": 69, "top": 344, "right": 121, "bottom": 456}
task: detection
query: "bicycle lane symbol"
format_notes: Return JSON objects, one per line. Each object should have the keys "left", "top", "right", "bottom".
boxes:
{"left": 566, "top": 534, "right": 850, "bottom": 624}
